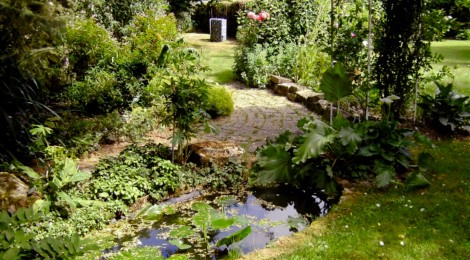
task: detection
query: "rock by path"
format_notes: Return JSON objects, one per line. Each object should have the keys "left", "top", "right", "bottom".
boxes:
{"left": 79, "top": 82, "right": 317, "bottom": 171}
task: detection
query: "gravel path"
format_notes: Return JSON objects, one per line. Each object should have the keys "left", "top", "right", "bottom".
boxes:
{"left": 192, "top": 82, "right": 315, "bottom": 152}
{"left": 79, "top": 82, "right": 316, "bottom": 171}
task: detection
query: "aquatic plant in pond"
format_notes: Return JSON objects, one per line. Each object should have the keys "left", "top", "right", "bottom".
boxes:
{"left": 105, "top": 186, "right": 336, "bottom": 258}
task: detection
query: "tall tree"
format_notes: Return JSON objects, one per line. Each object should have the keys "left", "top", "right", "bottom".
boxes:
{"left": 375, "top": 0, "right": 432, "bottom": 118}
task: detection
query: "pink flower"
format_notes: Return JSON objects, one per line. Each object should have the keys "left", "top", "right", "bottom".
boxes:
{"left": 351, "top": 32, "right": 357, "bottom": 37}
{"left": 247, "top": 11, "right": 256, "bottom": 20}
{"left": 256, "top": 15, "right": 263, "bottom": 21}
{"left": 260, "top": 11, "right": 270, "bottom": 20}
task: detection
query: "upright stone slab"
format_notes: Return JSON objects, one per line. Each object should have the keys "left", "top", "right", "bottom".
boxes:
{"left": 210, "top": 18, "right": 227, "bottom": 42}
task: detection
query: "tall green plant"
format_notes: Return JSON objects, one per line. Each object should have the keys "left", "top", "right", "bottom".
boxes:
{"left": 320, "top": 62, "right": 353, "bottom": 123}
{"left": 375, "top": 0, "right": 434, "bottom": 117}
{"left": 156, "top": 45, "right": 212, "bottom": 162}
{"left": 17, "top": 125, "right": 91, "bottom": 212}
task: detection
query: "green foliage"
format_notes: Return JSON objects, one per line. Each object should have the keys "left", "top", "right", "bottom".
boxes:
{"left": 121, "top": 105, "right": 161, "bottom": 144}
{"left": 419, "top": 81, "right": 470, "bottom": 133}
{"left": 235, "top": 0, "right": 332, "bottom": 88}
{"left": 134, "top": 204, "right": 176, "bottom": 222}
{"left": 167, "top": 201, "right": 251, "bottom": 252}
{"left": 89, "top": 144, "right": 181, "bottom": 204}
{"left": 189, "top": 159, "right": 246, "bottom": 191}
{"left": 456, "top": 28, "right": 470, "bottom": 39}
{"left": 0, "top": 203, "right": 87, "bottom": 259}
{"left": 72, "top": 0, "right": 169, "bottom": 39}
{"left": 295, "top": 40, "right": 330, "bottom": 89}
{"left": 64, "top": 18, "right": 119, "bottom": 81}
{"left": 17, "top": 127, "right": 92, "bottom": 212}
{"left": 235, "top": 44, "right": 273, "bottom": 88}
{"left": 45, "top": 111, "right": 124, "bottom": 156}
{"left": 375, "top": 0, "right": 435, "bottom": 117}
{"left": 0, "top": 0, "right": 64, "bottom": 163}
{"left": 205, "top": 85, "right": 234, "bottom": 117}
{"left": 216, "top": 226, "right": 252, "bottom": 247}
{"left": 253, "top": 115, "right": 432, "bottom": 193}
{"left": 107, "top": 246, "right": 163, "bottom": 260}
{"left": 66, "top": 68, "right": 124, "bottom": 114}
{"left": 320, "top": 62, "right": 353, "bottom": 104}
{"left": 427, "top": 0, "right": 470, "bottom": 38}
{"left": 155, "top": 45, "right": 212, "bottom": 160}
{"left": 124, "top": 10, "right": 179, "bottom": 70}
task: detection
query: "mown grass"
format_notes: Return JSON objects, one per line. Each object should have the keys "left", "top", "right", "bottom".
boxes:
{"left": 183, "top": 33, "right": 237, "bottom": 84}
{"left": 244, "top": 141, "right": 470, "bottom": 259}
{"left": 423, "top": 40, "right": 470, "bottom": 96}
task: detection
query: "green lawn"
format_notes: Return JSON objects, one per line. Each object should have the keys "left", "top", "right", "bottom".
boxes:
{"left": 423, "top": 40, "right": 470, "bottom": 96}
{"left": 243, "top": 141, "right": 470, "bottom": 259}
{"left": 184, "top": 33, "right": 237, "bottom": 84}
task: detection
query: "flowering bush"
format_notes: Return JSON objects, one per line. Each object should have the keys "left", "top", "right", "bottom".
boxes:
{"left": 235, "top": 0, "right": 325, "bottom": 88}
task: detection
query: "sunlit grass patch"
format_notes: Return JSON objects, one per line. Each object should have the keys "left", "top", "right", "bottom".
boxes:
{"left": 184, "top": 33, "right": 237, "bottom": 84}
{"left": 423, "top": 40, "right": 470, "bottom": 96}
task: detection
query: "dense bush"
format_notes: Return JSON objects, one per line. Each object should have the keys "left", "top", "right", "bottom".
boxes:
{"left": 234, "top": 0, "right": 330, "bottom": 88}
{"left": 252, "top": 115, "right": 432, "bottom": 194}
{"left": 426, "top": 0, "right": 470, "bottom": 38}
{"left": 0, "top": 0, "right": 65, "bottom": 163}
{"left": 72, "top": 0, "right": 169, "bottom": 39}
{"left": 205, "top": 85, "right": 234, "bottom": 117}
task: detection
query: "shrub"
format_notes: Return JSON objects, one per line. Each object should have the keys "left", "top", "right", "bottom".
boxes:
{"left": 124, "top": 10, "right": 179, "bottom": 69}
{"left": 205, "top": 85, "right": 234, "bottom": 117}
{"left": 121, "top": 105, "right": 163, "bottom": 144}
{"left": 252, "top": 115, "right": 432, "bottom": 194}
{"left": 456, "top": 28, "right": 470, "bottom": 39}
{"left": 64, "top": 18, "right": 119, "bottom": 81}
{"left": 235, "top": 44, "right": 272, "bottom": 88}
{"left": 234, "top": 0, "right": 330, "bottom": 88}
{"left": 295, "top": 42, "right": 330, "bottom": 89}
{"left": 419, "top": 82, "right": 470, "bottom": 133}
{"left": 65, "top": 68, "right": 124, "bottom": 114}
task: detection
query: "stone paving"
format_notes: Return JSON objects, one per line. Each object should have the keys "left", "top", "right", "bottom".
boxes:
{"left": 79, "top": 82, "right": 317, "bottom": 171}
{"left": 193, "top": 82, "right": 316, "bottom": 152}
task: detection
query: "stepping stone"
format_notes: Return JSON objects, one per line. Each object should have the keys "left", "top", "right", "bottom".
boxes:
{"left": 270, "top": 75, "right": 293, "bottom": 85}
{"left": 274, "top": 83, "right": 298, "bottom": 96}
{"left": 296, "top": 89, "right": 324, "bottom": 104}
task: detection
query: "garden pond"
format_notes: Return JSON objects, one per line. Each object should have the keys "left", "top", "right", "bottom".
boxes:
{"left": 103, "top": 185, "right": 338, "bottom": 259}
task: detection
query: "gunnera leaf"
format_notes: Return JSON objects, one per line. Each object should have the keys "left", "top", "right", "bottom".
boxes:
{"left": 320, "top": 62, "right": 353, "bottom": 103}
{"left": 254, "top": 144, "right": 293, "bottom": 184}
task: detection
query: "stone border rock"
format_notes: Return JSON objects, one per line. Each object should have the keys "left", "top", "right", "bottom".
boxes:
{"left": 269, "top": 75, "right": 359, "bottom": 120}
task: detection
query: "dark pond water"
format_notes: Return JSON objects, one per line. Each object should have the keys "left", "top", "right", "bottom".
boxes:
{"left": 109, "top": 185, "right": 337, "bottom": 259}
